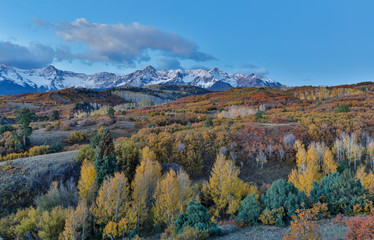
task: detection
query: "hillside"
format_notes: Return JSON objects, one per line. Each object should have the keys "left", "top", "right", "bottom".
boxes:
{"left": 0, "top": 82, "right": 373, "bottom": 239}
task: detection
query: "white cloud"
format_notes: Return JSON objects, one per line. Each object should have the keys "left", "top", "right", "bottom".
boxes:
{"left": 36, "top": 18, "right": 214, "bottom": 67}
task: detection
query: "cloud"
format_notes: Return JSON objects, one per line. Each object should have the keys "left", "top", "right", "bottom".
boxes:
{"left": 156, "top": 57, "right": 182, "bottom": 70}
{"left": 234, "top": 63, "right": 269, "bottom": 75}
{"left": 35, "top": 18, "right": 214, "bottom": 67}
{"left": 0, "top": 41, "right": 60, "bottom": 69}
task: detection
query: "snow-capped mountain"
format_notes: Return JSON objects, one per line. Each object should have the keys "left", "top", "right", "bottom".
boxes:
{"left": 0, "top": 64, "right": 281, "bottom": 95}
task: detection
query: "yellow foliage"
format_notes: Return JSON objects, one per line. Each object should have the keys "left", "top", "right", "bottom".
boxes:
{"left": 132, "top": 148, "right": 162, "bottom": 228}
{"left": 356, "top": 165, "right": 374, "bottom": 189}
{"left": 78, "top": 160, "right": 97, "bottom": 204}
{"left": 153, "top": 169, "right": 193, "bottom": 225}
{"left": 322, "top": 149, "right": 337, "bottom": 175}
{"left": 94, "top": 172, "right": 130, "bottom": 224}
{"left": 204, "top": 154, "right": 256, "bottom": 217}
{"left": 288, "top": 145, "right": 321, "bottom": 196}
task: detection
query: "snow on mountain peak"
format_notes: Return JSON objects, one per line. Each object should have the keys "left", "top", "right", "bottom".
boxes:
{"left": 0, "top": 65, "right": 282, "bottom": 95}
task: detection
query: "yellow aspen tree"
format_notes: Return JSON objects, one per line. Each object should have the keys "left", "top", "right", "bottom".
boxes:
{"left": 78, "top": 160, "right": 97, "bottom": 204}
{"left": 132, "top": 147, "right": 162, "bottom": 230}
{"left": 153, "top": 169, "right": 193, "bottom": 225}
{"left": 94, "top": 172, "right": 130, "bottom": 225}
{"left": 322, "top": 149, "right": 337, "bottom": 175}
{"left": 294, "top": 141, "right": 307, "bottom": 172}
{"left": 368, "top": 141, "right": 374, "bottom": 171}
{"left": 205, "top": 154, "right": 253, "bottom": 218}
{"left": 103, "top": 221, "right": 119, "bottom": 240}
{"left": 356, "top": 165, "right": 374, "bottom": 189}
{"left": 61, "top": 200, "right": 90, "bottom": 240}
{"left": 288, "top": 145, "right": 321, "bottom": 196}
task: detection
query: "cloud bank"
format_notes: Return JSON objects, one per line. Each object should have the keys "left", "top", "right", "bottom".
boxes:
{"left": 37, "top": 18, "right": 214, "bottom": 67}
{"left": 0, "top": 41, "right": 59, "bottom": 69}
{"left": 0, "top": 18, "right": 214, "bottom": 69}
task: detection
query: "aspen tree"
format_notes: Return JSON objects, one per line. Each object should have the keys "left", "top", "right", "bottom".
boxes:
{"left": 322, "top": 149, "right": 337, "bottom": 175}
{"left": 78, "top": 160, "right": 97, "bottom": 204}
{"left": 205, "top": 154, "right": 254, "bottom": 217}
{"left": 94, "top": 172, "right": 130, "bottom": 224}
{"left": 132, "top": 147, "right": 162, "bottom": 230}
{"left": 153, "top": 169, "right": 193, "bottom": 225}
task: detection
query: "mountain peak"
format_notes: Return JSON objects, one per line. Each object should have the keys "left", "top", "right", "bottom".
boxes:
{"left": 0, "top": 65, "right": 281, "bottom": 94}
{"left": 144, "top": 65, "right": 157, "bottom": 72}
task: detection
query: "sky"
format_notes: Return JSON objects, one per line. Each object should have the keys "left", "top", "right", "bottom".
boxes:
{"left": 1, "top": 0, "right": 374, "bottom": 86}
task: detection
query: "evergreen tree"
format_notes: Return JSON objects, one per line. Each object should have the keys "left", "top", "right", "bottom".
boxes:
{"left": 15, "top": 107, "right": 33, "bottom": 148}
{"left": 328, "top": 169, "right": 367, "bottom": 214}
{"left": 50, "top": 110, "right": 60, "bottom": 121}
{"left": 95, "top": 128, "right": 118, "bottom": 186}
{"left": 107, "top": 106, "right": 115, "bottom": 118}
{"left": 174, "top": 201, "right": 221, "bottom": 236}
{"left": 236, "top": 194, "right": 260, "bottom": 226}
{"left": 204, "top": 117, "right": 213, "bottom": 128}
{"left": 336, "top": 104, "right": 350, "bottom": 113}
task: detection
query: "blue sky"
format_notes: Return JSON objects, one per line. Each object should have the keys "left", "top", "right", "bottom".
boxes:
{"left": 1, "top": 0, "right": 374, "bottom": 86}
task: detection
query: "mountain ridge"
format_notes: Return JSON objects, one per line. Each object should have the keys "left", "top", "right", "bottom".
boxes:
{"left": 0, "top": 64, "right": 282, "bottom": 95}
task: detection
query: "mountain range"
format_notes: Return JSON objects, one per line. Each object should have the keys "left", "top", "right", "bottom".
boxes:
{"left": 0, "top": 64, "right": 281, "bottom": 95}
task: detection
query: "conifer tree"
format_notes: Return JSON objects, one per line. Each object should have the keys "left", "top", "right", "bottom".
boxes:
{"left": 95, "top": 128, "right": 117, "bottom": 186}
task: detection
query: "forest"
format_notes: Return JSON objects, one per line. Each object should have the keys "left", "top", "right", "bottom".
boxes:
{"left": 0, "top": 82, "right": 373, "bottom": 239}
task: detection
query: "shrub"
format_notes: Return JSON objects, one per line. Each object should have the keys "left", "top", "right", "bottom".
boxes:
{"left": 66, "top": 131, "right": 87, "bottom": 144}
{"left": 37, "top": 206, "right": 70, "bottom": 240}
{"left": 236, "top": 193, "right": 260, "bottom": 226}
{"left": 336, "top": 104, "right": 350, "bottom": 113}
{"left": 259, "top": 207, "right": 285, "bottom": 226}
{"left": 51, "top": 142, "right": 63, "bottom": 153}
{"left": 45, "top": 124, "right": 52, "bottom": 131}
{"left": 0, "top": 125, "right": 15, "bottom": 135}
{"left": 174, "top": 201, "right": 222, "bottom": 236}
{"left": 254, "top": 110, "right": 264, "bottom": 122}
{"left": 60, "top": 121, "right": 72, "bottom": 131}
{"left": 282, "top": 202, "right": 329, "bottom": 240}
{"left": 204, "top": 117, "right": 213, "bottom": 128}
{"left": 80, "top": 118, "right": 97, "bottom": 127}
{"left": 335, "top": 213, "right": 374, "bottom": 240}
{"left": 35, "top": 181, "right": 78, "bottom": 212}
{"left": 261, "top": 179, "right": 309, "bottom": 222}
{"left": 328, "top": 169, "right": 367, "bottom": 214}
{"left": 50, "top": 110, "right": 60, "bottom": 121}
{"left": 310, "top": 172, "right": 340, "bottom": 205}
{"left": 28, "top": 145, "right": 51, "bottom": 156}
{"left": 177, "top": 226, "right": 209, "bottom": 240}
{"left": 75, "top": 145, "right": 96, "bottom": 163}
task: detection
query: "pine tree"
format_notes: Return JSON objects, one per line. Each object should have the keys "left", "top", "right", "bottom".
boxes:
{"left": 15, "top": 107, "right": 33, "bottom": 148}
{"left": 95, "top": 128, "right": 117, "bottom": 186}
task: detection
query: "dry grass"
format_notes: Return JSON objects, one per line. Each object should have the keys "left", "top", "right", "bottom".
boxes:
{"left": 214, "top": 218, "right": 348, "bottom": 240}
